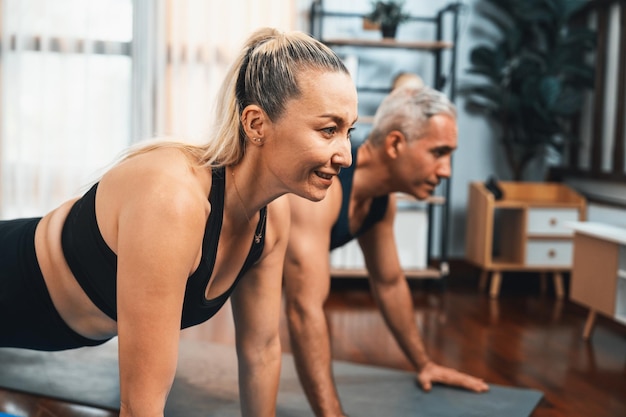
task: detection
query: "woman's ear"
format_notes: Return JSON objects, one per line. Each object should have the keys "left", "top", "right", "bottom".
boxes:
{"left": 241, "top": 104, "right": 266, "bottom": 144}
{"left": 384, "top": 130, "right": 407, "bottom": 159}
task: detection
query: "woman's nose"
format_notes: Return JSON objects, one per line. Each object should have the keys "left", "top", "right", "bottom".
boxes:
{"left": 333, "top": 139, "right": 352, "bottom": 168}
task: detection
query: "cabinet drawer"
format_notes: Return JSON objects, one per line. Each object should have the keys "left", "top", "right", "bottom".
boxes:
{"left": 525, "top": 240, "right": 573, "bottom": 266}
{"left": 527, "top": 208, "right": 579, "bottom": 236}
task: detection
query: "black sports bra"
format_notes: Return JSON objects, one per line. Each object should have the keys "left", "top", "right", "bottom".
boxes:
{"left": 61, "top": 167, "right": 267, "bottom": 329}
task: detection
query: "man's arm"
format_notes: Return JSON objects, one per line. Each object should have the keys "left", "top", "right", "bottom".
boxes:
{"left": 283, "top": 191, "right": 347, "bottom": 417}
{"left": 358, "top": 194, "right": 489, "bottom": 393}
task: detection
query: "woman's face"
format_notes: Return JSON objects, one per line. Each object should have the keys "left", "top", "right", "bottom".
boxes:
{"left": 264, "top": 69, "right": 358, "bottom": 202}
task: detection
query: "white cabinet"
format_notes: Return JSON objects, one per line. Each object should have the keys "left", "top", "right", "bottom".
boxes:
{"left": 394, "top": 202, "right": 429, "bottom": 270}
{"left": 569, "top": 222, "right": 626, "bottom": 339}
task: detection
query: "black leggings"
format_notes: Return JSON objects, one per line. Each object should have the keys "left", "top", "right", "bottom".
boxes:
{"left": 0, "top": 217, "right": 109, "bottom": 351}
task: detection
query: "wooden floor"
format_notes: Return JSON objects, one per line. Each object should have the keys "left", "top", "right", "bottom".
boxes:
{"left": 1, "top": 270, "right": 625, "bottom": 417}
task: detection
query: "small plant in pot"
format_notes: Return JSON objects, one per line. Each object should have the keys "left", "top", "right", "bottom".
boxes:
{"left": 365, "top": 1, "right": 411, "bottom": 39}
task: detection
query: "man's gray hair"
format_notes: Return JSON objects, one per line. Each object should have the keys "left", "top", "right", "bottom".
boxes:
{"left": 368, "top": 86, "right": 456, "bottom": 146}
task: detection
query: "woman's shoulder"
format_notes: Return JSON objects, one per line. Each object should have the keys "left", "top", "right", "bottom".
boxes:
{"left": 113, "top": 146, "right": 207, "bottom": 183}
{"left": 118, "top": 146, "right": 199, "bottom": 173}
{"left": 100, "top": 147, "right": 212, "bottom": 217}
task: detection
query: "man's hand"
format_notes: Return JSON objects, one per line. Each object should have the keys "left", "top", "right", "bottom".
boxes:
{"left": 416, "top": 361, "right": 490, "bottom": 393}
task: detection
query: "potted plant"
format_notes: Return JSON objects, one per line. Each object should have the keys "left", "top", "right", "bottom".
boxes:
{"left": 458, "top": 0, "right": 595, "bottom": 181}
{"left": 365, "top": 1, "right": 411, "bottom": 39}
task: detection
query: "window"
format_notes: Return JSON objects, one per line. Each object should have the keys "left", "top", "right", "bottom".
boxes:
{"left": 1, "top": 0, "right": 133, "bottom": 217}
{"left": 0, "top": 0, "right": 296, "bottom": 218}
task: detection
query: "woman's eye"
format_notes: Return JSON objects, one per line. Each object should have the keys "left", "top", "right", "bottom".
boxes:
{"left": 321, "top": 126, "right": 354, "bottom": 140}
{"left": 322, "top": 126, "right": 337, "bottom": 136}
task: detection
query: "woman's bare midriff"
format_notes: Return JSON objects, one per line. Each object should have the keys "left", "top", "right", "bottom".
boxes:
{"left": 34, "top": 199, "right": 118, "bottom": 341}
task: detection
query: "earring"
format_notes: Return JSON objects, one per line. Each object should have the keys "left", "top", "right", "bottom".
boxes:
{"left": 253, "top": 138, "right": 261, "bottom": 142}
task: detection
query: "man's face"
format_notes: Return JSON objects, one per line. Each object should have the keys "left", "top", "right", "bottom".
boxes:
{"left": 397, "top": 113, "right": 457, "bottom": 200}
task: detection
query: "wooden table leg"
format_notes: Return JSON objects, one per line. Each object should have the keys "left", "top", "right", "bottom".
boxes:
{"left": 583, "top": 310, "right": 596, "bottom": 340}
{"left": 489, "top": 271, "right": 502, "bottom": 299}
{"left": 478, "top": 270, "right": 489, "bottom": 292}
{"left": 553, "top": 271, "right": 564, "bottom": 300}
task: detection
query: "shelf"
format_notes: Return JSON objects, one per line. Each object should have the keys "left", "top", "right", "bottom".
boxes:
{"left": 321, "top": 38, "right": 453, "bottom": 51}
{"left": 405, "top": 267, "right": 445, "bottom": 279}
{"left": 492, "top": 200, "right": 528, "bottom": 208}
{"left": 486, "top": 260, "right": 571, "bottom": 272}
{"left": 355, "top": 87, "right": 391, "bottom": 95}
{"left": 396, "top": 193, "right": 445, "bottom": 205}
{"left": 493, "top": 200, "right": 584, "bottom": 209}
{"left": 330, "top": 266, "right": 444, "bottom": 279}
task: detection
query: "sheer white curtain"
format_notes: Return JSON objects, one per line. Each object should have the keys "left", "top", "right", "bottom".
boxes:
{"left": 143, "top": 0, "right": 297, "bottom": 142}
{"left": 0, "top": 0, "right": 133, "bottom": 218}
{"left": 0, "top": 0, "right": 297, "bottom": 218}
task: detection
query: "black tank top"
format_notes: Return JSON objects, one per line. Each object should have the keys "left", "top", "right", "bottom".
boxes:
{"left": 330, "top": 145, "right": 389, "bottom": 250}
{"left": 61, "top": 167, "right": 267, "bottom": 329}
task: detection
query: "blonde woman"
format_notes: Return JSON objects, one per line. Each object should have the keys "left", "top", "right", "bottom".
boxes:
{"left": 0, "top": 27, "right": 358, "bottom": 417}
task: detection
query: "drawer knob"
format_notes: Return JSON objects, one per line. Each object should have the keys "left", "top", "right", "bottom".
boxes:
{"left": 548, "top": 249, "right": 556, "bottom": 258}
{"left": 550, "top": 218, "right": 558, "bottom": 226}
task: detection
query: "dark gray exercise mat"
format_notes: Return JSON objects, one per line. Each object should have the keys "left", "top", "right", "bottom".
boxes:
{"left": 0, "top": 339, "right": 543, "bottom": 416}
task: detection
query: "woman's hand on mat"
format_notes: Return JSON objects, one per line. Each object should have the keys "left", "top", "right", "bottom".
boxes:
{"left": 416, "top": 361, "right": 490, "bottom": 393}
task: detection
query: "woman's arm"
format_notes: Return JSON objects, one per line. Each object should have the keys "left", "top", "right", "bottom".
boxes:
{"left": 282, "top": 191, "right": 345, "bottom": 417}
{"left": 113, "top": 177, "right": 209, "bottom": 417}
{"left": 230, "top": 196, "right": 290, "bottom": 417}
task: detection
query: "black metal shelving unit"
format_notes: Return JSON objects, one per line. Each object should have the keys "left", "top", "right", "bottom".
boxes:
{"left": 310, "top": 0, "right": 463, "bottom": 280}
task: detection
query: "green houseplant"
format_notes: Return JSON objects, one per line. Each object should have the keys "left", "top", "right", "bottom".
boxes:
{"left": 365, "top": 1, "right": 411, "bottom": 39}
{"left": 459, "top": 0, "right": 595, "bottom": 180}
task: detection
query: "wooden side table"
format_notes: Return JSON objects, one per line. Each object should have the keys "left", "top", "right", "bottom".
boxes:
{"left": 465, "top": 182, "right": 586, "bottom": 298}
